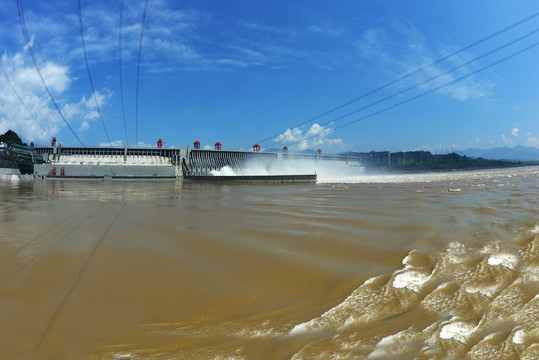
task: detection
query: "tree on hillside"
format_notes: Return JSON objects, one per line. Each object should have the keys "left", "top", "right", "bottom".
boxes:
{"left": 0, "top": 130, "right": 24, "bottom": 145}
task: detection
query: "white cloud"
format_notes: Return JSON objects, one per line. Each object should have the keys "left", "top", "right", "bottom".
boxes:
{"left": 511, "top": 128, "right": 519, "bottom": 137}
{"left": 441, "top": 80, "right": 491, "bottom": 101}
{"left": 0, "top": 52, "right": 105, "bottom": 144}
{"left": 11, "top": 1, "right": 208, "bottom": 70}
{"left": 215, "top": 58, "right": 250, "bottom": 68}
{"left": 356, "top": 28, "right": 392, "bottom": 63}
{"left": 274, "top": 127, "right": 303, "bottom": 143}
{"left": 274, "top": 123, "right": 343, "bottom": 151}
{"left": 237, "top": 20, "right": 291, "bottom": 35}
{"left": 501, "top": 134, "right": 514, "bottom": 146}
{"left": 24, "top": 35, "right": 35, "bottom": 51}
{"left": 136, "top": 141, "right": 155, "bottom": 148}
{"left": 8, "top": 0, "right": 351, "bottom": 78}
{"left": 99, "top": 140, "right": 123, "bottom": 147}
{"left": 356, "top": 19, "right": 492, "bottom": 102}
{"left": 307, "top": 23, "right": 343, "bottom": 38}
{"left": 80, "top": 90, "right": 112, "bottom": 122}
{"left": 1, "top": 55, "right": 61, "bottom": 143}
{"left": 40, "top": 61, "right": 70, "bottom": 93}
{"left": 78, "top": 121, "right": 90, "bottom": 132}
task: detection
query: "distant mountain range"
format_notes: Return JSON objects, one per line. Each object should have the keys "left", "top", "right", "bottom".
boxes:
{"left": 461, "top": 146, "right": 539, "bottom": 161}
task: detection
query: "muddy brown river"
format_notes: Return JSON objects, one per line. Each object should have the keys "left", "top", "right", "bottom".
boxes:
{"left": 1, "top": 166, "right": 538, "bottom": 359}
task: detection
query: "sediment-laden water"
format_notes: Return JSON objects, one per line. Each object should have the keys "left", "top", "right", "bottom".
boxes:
{"left": 0, "top": 166, "right": 537, "bottom": 359}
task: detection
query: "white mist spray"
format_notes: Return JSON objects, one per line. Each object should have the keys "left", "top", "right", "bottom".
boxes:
{"left": 208, "top": 158, "right": 366, "bottom": 183}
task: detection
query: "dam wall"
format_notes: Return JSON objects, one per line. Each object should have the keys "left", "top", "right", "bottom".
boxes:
{"left": 33, "top": 146, "right": 358, "bottom": 178}
{"left": 185, "top": 149, "right": 361, "bottom": 175}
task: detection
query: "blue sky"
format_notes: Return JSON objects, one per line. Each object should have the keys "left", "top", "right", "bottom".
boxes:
{"left": 0, "top": 0, "right": 538, "bottom": 153}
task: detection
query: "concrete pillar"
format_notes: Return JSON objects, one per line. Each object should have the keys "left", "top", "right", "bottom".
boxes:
{"left": 185, "top": 146, "right": 191, "bottom": 166}
{"left": 51, "top": 146, "right": 57, "bottom": 161}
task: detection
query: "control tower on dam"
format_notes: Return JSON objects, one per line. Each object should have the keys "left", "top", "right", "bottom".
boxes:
{"left": 33, "top": 145, "right": 360, "bottom": 179}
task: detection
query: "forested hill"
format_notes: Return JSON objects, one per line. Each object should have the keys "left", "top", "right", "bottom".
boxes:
{"left": 0, "top": 130, "right": 24, "bottom": 146}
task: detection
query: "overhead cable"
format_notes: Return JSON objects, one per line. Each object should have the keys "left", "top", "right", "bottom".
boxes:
{"left": 135, "top": 0, "right": 150, "bottom": 146}
{"left": 0, "top": 61, "right": 48, "bottom": 133}
{"left": 119, "top": 0, "right": 129, "bottom": 146}
{"left": 255, "top": 11, "right": 539, "bottom": 146}
{"left": 78, "top": 0, "right": 112, "bottom": 144}
{"left": 242, "top": 0, "right": 483, "bottom": 131}
{"left": 276, "top": 41, "right": 539, "bottom": 148}
{"left": 16, "top": 0, "right": 85, "bottom": 146}
{"left": 315, "top": 28, "right": 539, "bottom": 128}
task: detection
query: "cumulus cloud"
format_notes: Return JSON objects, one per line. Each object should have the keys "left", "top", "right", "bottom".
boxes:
{"left": 78, "top": 121, "right": 90, "bottom": 132}
{"left": 0, "top": 52, "right": 111, "bottom": 143}
{"left": 511, "top": 128, "right": 519, "bottom": 137}
{"left": 0, "top": 54, "right": 63, "bottom": 143}
{"left": 274, "top": 123, "right": 343, "bottom": 151}
{"left": 39, "top": 61, "right": 71, "bottom": 93}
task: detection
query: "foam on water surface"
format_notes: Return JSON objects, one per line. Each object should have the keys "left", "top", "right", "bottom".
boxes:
{"left": 288, "top": 224, "right": 539, "bottom": 359}
{"left": 392, "top": 270, "right": 430, "bottom": 292}
{"left": 439, "top": 320, "right": 477, "bottom": 342}
{"left": 488, "top": 253, "right": 518, "bottom": 269}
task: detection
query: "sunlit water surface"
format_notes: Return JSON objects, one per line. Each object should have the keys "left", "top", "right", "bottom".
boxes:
{"left": 0, "top": 166, "right": 538, "bottom": 359}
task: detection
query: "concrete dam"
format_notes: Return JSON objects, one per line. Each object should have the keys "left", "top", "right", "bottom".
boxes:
{"left": 33, "top": 145, "right": 361, "bottom": 180}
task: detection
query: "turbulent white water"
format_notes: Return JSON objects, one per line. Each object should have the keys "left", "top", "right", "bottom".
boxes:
{"left": 207, "top": 159, "right": 537, "bottom": 185}
{"left": 207, "top": 159, "right": 362, "bottom": 181}
{"left": 289, "top": 231, "right": 539, "bottom": 359}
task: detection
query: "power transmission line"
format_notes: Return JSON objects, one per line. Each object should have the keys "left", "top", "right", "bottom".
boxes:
{"left": 276, "top": 41, "right": 539, "bottom": 149}
{"left": 0, "top": 61, "right": 48, "bottom": 133}
{"left": 135, "top": 0, "right": 150, "bottom": 146}
{"left": 16, "top": 0, "right": 85, "bottom": 146}
{"left": 254, "top": 11, "right": 539, "bottom": 147}
{"left": 236, "top": 0, "right": 483, "bottom": 134}
{"left": 78, "top": 0, "right": 112, "bottom": 144}
{"left": 314, "top": 28, "right": 539, "bottom": 128}
{"left": 119, "top": 0, "right": 129, "bottom": 146}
